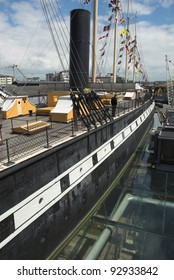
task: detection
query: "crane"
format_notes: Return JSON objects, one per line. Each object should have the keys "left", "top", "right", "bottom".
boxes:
{"left": 165, "top": 55, "right": 174, "bottom": 107}
{"left": 8, "top": 64, "right": 27, "bottom": 81}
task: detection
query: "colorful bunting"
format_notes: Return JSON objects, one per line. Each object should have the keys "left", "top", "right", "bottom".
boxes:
{"left": 103, "top": 25, "right": 111, "bottom": 32}
{"left": 108, "top": 15, "right": 113, "bottom": 21}
{"left": 97, "top": 0, "right": 149, "bottom": 81}
{"left": 120, "top": 17, "right": 124, "bottom": 24}
{"left": 123, "top": 28, "right": 128, "bottom": 35}
{"left": 99, "top": 33, "right": 109, "bottom": 40}
{"left": 135, "top": 62, "right": 139, "bottom": 68}
{"left": 100, "top": 43, "right": 107, "bottom": 51}
{"left": 125, "top": 45, "right": 129, "bottom": 52}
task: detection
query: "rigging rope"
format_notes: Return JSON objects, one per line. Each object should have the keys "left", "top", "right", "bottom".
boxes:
{"left": 50, "top": 0, "right": 86, "bottom": 89}
{"left": 96, "top": 0, "right": 149, "bottom": 82}
{"left": 40, "top": 0, "right": 92, "bottom": 91}
{"left": 40, "top": 0, "right": 65, "bottom": 71}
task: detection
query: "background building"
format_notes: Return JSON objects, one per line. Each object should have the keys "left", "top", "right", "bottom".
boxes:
{"left": 46, "top": 70, "right": 69, "bottom": 82}
{"left": 0, "top": 74, "right": 13, "bottom": 85}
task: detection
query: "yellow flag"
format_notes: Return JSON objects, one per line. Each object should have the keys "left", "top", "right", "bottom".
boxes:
{"left": 123, "top": 28, "right": 128, "bottom": 35}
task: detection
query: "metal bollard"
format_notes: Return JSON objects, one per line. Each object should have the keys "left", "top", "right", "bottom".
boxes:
{"left": 44, "top": 127, "right": 51, "bottom": 148}
{"left": 5, "top": 139, "right": 14, "bottom": 165}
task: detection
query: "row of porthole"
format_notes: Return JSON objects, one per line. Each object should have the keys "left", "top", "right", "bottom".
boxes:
{"left": 38, "top": 109, "right": 151, "bottom": 220}
{"left": 38, "top": 114, "right": 148, "bottom": 243}
{"left": 37, "top": 116, "right": 144, "bottom": 206}
{"left": 37, "top": 124, "right": 133, "bottom": 205}
{"left": 51, "top": 116, "right": 145, "bottom": 206}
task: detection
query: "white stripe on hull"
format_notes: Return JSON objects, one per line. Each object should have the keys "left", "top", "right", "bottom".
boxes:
{"left": 0, "top": 102, "right": 155, "bottom": 249}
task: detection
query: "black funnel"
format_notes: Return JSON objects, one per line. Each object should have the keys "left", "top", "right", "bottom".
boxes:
{"left": 69, "top": 9, "right": 90, "bottom": 91}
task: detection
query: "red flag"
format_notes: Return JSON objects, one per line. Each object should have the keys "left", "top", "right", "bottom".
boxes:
{"left": 119, "top": 17, "right": 124, "bottom": 24}
{"left": 125, "top": 45, "right": 129, "bottom": 53}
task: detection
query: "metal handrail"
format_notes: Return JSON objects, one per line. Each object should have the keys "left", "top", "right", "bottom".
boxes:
{"left": 0, "top": 99, "right": 151, "bottom": 167}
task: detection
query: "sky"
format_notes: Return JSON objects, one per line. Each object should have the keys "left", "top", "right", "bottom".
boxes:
{"left": 0, "top": 0, "right": 174, "bottom": 82}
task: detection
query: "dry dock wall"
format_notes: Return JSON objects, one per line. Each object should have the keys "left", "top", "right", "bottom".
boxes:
{"left": 0, "top": 101, "right": 154, "bottom": 259}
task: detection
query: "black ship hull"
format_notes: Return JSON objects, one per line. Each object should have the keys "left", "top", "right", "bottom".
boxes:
{"left": 0, "top": 101, "right": 154, "bottom": 259}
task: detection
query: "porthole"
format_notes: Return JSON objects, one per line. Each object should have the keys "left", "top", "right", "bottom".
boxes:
{"left": 39, "top": 197, "right": 43, "bottom": 204}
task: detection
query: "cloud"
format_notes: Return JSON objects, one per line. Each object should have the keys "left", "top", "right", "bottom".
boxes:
{"left": 0, "top": 0, "right": 70, "bottom": 79}
{"left": 120, "top": 0, "right": 156, "bottom": 16}
{"left": 136, "top": 21, "right": 174, "bottom": 81}
{"left": 0, "top": 0, "right": 174, "bottom": 82}
{"left": 131, "top": 0, "right": 174, "bottom": 14}
{"left": 97, "top": 0, "right": 174, "bottom": 81}
{"left": 131, "top": 1, "right": 156, "bottom": 15}
{"left": 160, "top": 0, "right": 174, "bottom": 8}
{"left": 99, "top": 18, "right": 174, "bottom": 81}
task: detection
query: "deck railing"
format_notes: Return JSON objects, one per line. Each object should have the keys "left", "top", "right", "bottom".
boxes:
{"left": 0, "top": 99, "right": 151, "bottom": 167}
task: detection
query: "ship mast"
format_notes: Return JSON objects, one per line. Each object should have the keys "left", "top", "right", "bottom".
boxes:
{"left": 92, "top": 0, "right": 98, "bottom": 83}
{"left": 113, "top": 0, "right": 119, "bottom": 83}
{"left": 133, "top": 13, "right": 137, "bottom": 83}
{"left": 125, "top": 0, "right": 130, "bottom": 83}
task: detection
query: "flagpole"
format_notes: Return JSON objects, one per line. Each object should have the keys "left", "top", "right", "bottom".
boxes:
{"left": 113, "top": 0, "right": 119, "bottom": 83}
{"left": 125, "top": 0, "right": 130, "bottom": 83}
{"left": 92, "top": 0, "right": 98, "bottom": 83}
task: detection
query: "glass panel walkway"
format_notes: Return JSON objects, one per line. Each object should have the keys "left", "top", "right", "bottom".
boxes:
{"left": 52, "top": 113, "right": 174, "bottom": 260}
